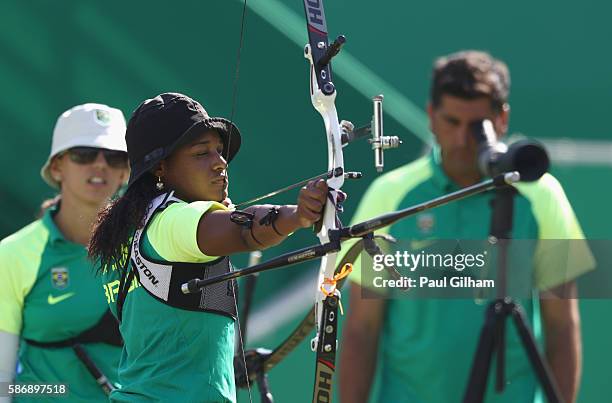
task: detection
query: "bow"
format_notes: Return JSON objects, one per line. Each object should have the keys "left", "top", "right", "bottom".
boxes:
{"left": 301, "top": 1, "right": 347, "bottom": 401}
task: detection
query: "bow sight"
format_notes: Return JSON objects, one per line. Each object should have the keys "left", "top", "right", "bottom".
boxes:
{"left": 343, "top": 96, "right": 402, "bottom": 172}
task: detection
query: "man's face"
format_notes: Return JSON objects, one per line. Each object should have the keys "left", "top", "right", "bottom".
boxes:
{"left": 428, "top": 95, "right": 509, "bottom": 185}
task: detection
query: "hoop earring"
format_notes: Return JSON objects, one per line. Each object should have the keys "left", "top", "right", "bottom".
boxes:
{"left": 156, "top": 176, "right": 164, "bottom": 191}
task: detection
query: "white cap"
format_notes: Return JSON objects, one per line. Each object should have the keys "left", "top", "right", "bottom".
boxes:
{"left": 41, "top": 103, "right": 128, "bottom": 188}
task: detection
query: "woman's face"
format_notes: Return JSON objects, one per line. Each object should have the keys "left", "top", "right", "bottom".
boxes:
{"left": 160, "top": 130, "right": 228, "bottom": 202}
{"left": 50, "top": 147, "right": 129, "bottom": 208}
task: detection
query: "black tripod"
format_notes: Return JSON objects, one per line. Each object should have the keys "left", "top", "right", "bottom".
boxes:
{"left": 462, "top": 186, "right": 563, "bottom": 403}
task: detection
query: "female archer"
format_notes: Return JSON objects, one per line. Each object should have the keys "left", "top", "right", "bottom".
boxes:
{"left": 88, "top": 92, "right": 328, "bottom": 402}
{"left": 0, "top": 103, "right": 128, "bottom": 401}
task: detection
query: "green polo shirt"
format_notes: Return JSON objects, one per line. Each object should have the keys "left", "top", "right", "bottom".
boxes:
{"left": 0, "top": 207, "right": 121, "bottom": 402}
{"left": 100, "top": 199, "right": 236, "bottom": 403}
{"left": 343, "top": 149, "right": 594, "bottom": 403}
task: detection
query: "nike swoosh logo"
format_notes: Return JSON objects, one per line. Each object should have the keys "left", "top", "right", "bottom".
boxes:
{"left": 48, "top": 292, "right": 76, "bottom": 305}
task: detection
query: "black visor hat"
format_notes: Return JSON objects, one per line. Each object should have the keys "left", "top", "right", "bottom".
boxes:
{"left": 125, "top": 92, "right": 241, "bottom": 188}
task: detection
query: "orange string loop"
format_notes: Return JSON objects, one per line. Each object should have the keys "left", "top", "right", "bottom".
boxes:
{"left": 320, "top": 263, "right": 353, "bottom": 297}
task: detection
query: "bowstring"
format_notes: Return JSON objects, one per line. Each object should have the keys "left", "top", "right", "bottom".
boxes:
{"left": 224, "top": 0, "right": 247, "bottom": 167}
{"left": 225, "top": 1, "right": 252, "bottom": 402}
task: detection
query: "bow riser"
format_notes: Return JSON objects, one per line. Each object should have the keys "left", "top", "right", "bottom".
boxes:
{"left": 304, "top": 41, "right": 345, "bottom": 335}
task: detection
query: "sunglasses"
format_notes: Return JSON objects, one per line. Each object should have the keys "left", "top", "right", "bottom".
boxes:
{"left": 66, "top": 147, "right": 128, "bottom": 168}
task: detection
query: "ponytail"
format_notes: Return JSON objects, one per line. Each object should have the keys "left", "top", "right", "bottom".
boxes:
{"left": 88, "top": 174, "right": 160, "bottom": 273}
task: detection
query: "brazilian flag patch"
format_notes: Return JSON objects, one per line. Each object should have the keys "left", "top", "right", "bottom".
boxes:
{"left": 51, "top": 267, "right": 69, "bottom": 290}
{"left": 95, "top": 109, "right": 111, "bottom": 125}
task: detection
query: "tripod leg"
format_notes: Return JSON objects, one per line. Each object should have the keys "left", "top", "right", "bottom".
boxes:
{"left": 495, "top": 316, "right": 506, "bottom": 392}
{"left": 510, "top": 303, "right": 564, "bottom": 403}
{"left": 256, "top": 371, "right": 274, "bottom": 403}
{"left": 463, "top": 302, "right": 503, "bottom": 403}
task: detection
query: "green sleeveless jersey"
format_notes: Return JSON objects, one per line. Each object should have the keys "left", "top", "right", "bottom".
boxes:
{"left": 343, "top": 149, "right": 594, "bottom": 403}
{"left": 100, "top": 198, "right": 236, "bottom": 403}
{"left": 0, "top": 207, "right": 121, "bottom": 402}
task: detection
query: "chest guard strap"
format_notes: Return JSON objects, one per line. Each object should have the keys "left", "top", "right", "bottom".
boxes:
{"left": 120, "top": 192, "right": 237, "bottom": 321}
{"left": 23, "top": 309, "right": 122, "bottom": 348}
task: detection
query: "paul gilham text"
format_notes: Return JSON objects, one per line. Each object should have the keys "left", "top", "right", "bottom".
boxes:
{"left": 373, "top": 276, "right": 495, "bottom": 289}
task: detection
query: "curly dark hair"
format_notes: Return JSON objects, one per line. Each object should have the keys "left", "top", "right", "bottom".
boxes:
{"left": 88, "top": 173, "right": 161, "bottom": 274}
{"left": 431, "top": 50, "right": 510, "bottom": 112}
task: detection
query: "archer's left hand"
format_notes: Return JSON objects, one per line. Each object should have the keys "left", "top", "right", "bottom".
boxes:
{"left": 295, "top": 179, "right": 329, "bottom": 228}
